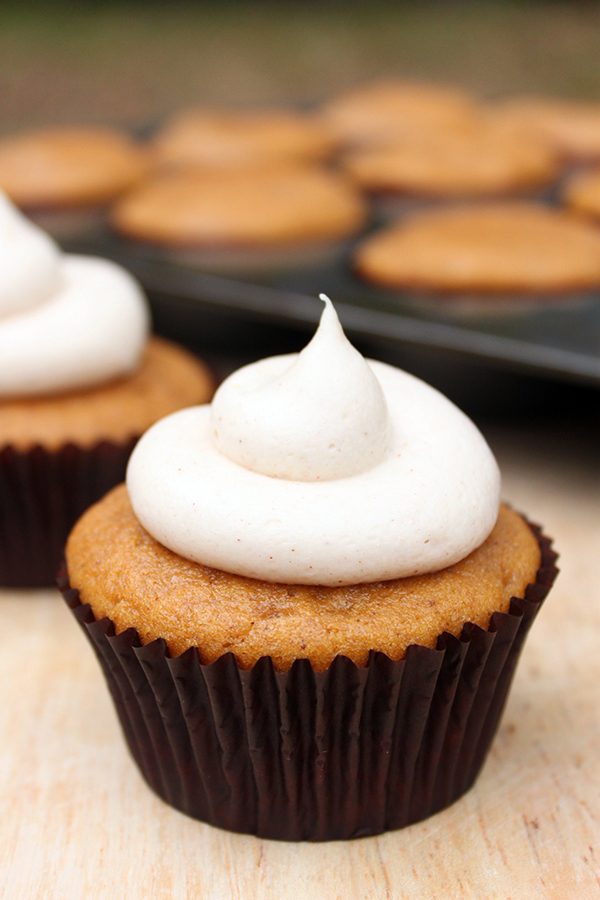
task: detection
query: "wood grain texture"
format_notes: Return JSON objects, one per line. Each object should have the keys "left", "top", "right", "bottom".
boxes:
{"left": 0, "top": 418, "right": 599, "bottom": 900}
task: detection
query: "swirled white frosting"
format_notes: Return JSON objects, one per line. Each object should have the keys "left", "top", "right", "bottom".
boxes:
{"left": 0, "top": 193, "right": 149, "bottom": 397}
{"left": 127, "top": 297, "right": 501, "bottom": 585}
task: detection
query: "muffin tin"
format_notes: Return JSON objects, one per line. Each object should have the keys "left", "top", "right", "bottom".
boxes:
{"left": 64, "top": 225, "right": 600, "bottom": 388}
{"left": 7, "top": 87, "right": 599, "bottom": 392}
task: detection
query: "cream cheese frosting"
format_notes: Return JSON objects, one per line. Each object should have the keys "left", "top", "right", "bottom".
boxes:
{"left": 211, "top": 297, "right": 390, "bottom": 481}
{"left": 127, "top": 296, "right": 501, "bottom": 585}
{"left": 0, "top": 193, "right": 149, "bottom": 397}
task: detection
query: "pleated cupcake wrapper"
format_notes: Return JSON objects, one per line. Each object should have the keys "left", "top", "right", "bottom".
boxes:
{"left": 0, "top": 439, "right": 137, "bottom": 588}
{"left": 59, "top": 523, "right": 558, "bottom": 841}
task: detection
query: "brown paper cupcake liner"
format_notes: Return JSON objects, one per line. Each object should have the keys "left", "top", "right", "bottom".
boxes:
{"left": 59, "top": 522, "right": 558, "bottom": 841}
{"left": 0, "top": 439, "right": 137, "bottom": 588}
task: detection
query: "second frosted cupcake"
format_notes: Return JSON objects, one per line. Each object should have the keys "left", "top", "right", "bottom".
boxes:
{"left": 0, "top": 193, "right": 214, "bottom": 586}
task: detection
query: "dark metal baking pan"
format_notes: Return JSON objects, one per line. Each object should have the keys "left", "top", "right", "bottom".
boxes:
{"left": 66, "top": 231, "right": 600, "bottom": 388}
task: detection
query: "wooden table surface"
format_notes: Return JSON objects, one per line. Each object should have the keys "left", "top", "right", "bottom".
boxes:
{"left": 1, "top": 415, "right": 599, "bottom": 900}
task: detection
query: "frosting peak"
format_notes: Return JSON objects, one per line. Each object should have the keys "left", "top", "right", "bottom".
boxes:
{"left": 0, "top": 193, "right": 62, "bottom": 320}
{"left": 211, "top": 296, "right": 389, "bottom": 481}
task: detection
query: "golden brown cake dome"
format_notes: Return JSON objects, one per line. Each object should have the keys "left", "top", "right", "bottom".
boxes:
{"left": 493, "top": 96, "right": 600, "bottom": 161}
{"left": 0, "top": 126, "right": 150, "bottom": 209}
{"left": 112, "top": 164, "right": 367, "bottom": 249}
{"left": 342, "top": 120, "right": 559, "bottom": 198}
{"left": 322, "top": 80, "right": 479, "bottom": 147}
{"left": 564, "top": 168, "right": 600, "bottom": 219}
{"left": 68, "top": 486, "right": 540, "bottom": 671}
{"left": 153, "top": 108, "right": 339, "bottom": 168}
{"left": 354, "top": 203, "right": 600, "bottom": 293}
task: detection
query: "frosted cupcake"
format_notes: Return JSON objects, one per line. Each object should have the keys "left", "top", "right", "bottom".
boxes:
{"left": 62, "top": 297, "right": 557, "bottom": 840}
{"left": 0, "top": 193, "right": 214, "bottom": 587}
{"left": 0, "top": 127, "right": 150, "bottom": 240}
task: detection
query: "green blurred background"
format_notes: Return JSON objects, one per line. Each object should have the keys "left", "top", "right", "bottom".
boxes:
{"left": 2, "top": 0, "right": 600, "bottom": 133}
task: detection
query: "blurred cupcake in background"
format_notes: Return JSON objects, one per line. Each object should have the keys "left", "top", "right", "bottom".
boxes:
{"left": 321, "top": 80, "right": 479, "bottom": 149}
{"left": 492, "top": 96, "right": 600, "bottom": 164}
{"left": 0, "top": 127, "right": 151, "bottom": 241}
{"left": 0, "top": 192, "right": 215, "bottom": 587}
{"left": 342, "top": 119, "right": 560, "bottom": 218}
{"left": 152, "top": 108, "right": 339, "bottom": 169}
{"left": 354, "top": 202, "right": 600, "bottom": 298}
{"left": 112, "top": 164, "right": 368, "bottom": 274}
{"left": 563, "top": 167, "right": 600, "bottom": 221}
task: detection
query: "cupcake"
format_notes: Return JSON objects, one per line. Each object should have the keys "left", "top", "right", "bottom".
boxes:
{"left": 493, "top": 97, "right": 600, "bottom": 163}
{"left": 62, "top": 297, "right": 557, "bottom": 840}
{"left": 112, "top": 165, "right": 367, "bottom": 274}
{"left": 152, "top": 108, "right": 338, "bottom": 169}
{"left": 0, "top": 193, "right": 214, "bottom": 587}
{"left": 563, "top": 167, "right": 600, "bottom": 219}
{"left": 354, "top": 202, "right": 600, "bottom": 294}
{"left": 0, "top": 127, "right": 150, "bottom": 240}
{"left": 342, "top": 120, "right": 559, "bottom": 218}
{"left": 322, "top": 80, "right": 479, "bottom": 149}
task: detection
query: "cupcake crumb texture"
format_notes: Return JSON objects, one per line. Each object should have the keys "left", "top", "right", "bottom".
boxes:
{"left": 66, "top": 485, "right": 541, "bottom": 672}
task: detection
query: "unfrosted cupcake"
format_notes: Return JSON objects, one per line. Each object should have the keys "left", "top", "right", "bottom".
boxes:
{"left": 354, "top": 203, "right": 600, "bottom": 294}
{"left": 493, "top": 97, "right": 600, "bottom": 162}
{"left": 343, "top": 120, "right": 559, "bottom": 217}
{"left": 152, "top": 108, "right": 338, "bottom": 169}
{"left": 322, "top": 80, "right": 479, "bottom": 148}
{"left": 62, "top": 298, "right": 557, "bottom": 840}
{"left": 0, "top": 193, "right": 214, "bottom": 587}
{"left": 112, "top": 165, "right": 367, "bottom": 273}
{"left": 563, "top": 167, "right": 600, "bottom": 220}
{"left": 0, "top": 127, "right": 150, "bottom": 240}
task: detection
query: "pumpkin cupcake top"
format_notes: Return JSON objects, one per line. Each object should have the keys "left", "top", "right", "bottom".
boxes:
{"left": 0, "top": 127, "right": 150, "bottom": 209}
{"left": 112, "top": 165, "right": 367, "bottom": 249}
{"left": 342, "top": 120, "right": 559, "bottom": 197}
{"left": 354, "top": 203, "right": 600, "bottom": 292}
{"left": 322, "top": 80, "right": 479, "bottom": 148}
{"left": 564, "top": 168, "right": 600, "bottom": 219}
{"left": 66, "top": 487, "right": 538, "bottom": 670}
{"left": 493, "top": 97, "right": 600, "bottom": 161}
{"left": 153, "top": 108, "right": 338, "bottom": 168}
